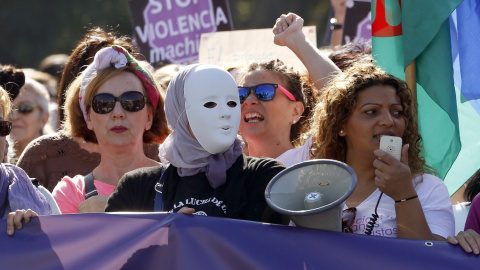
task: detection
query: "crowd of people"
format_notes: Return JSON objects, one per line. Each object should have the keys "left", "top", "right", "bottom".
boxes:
{"left": 2, "top": 9, "right": 480, "bottom": 258}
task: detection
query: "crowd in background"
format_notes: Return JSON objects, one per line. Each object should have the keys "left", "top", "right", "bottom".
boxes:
{"left": 1, "top": 1, "right": 480, "bottom": 260}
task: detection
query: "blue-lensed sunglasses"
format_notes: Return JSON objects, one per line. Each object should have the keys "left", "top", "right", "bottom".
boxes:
{"left": 238, "top": 83, "right": 296, "bottom": 104}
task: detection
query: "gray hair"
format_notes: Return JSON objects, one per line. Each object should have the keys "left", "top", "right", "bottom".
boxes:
{"left": 20, "top": 77, "right": 50, "bottom": 115}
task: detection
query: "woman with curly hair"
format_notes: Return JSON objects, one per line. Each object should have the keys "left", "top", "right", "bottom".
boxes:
{"left": 237, "top": 13, "right": 340, "bottom": 167}
{"left": 308, "top": 61, "right": 454, "bottom": 240}
{"left": 237, "top": 59, "right": 317, "bottom": 167}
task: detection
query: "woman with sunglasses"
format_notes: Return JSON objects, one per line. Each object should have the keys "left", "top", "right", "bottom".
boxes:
{"left": 0, "top": 64, "right": 25, "bottom": 162}
{"left": 0, "top": 87, "right": 14, "bottom": 165}
{"left": 106, "top": 64, "right": 286, "bottom": 225}
{"left": 238, "top": 62, "right": 327, "bottom": 167}
{"left": 238, "top": 60, "right": 321, "bottom": 168}
{"left": 237, "top": 14, "right": 340, "bottom": 167}
{"left": 17, "top": 28, "right": 161, "bottom": 193}
{"left": 51, "top": 46, "right": 169, "bottom": 214}
{"left": 8, "top": 78, "right": 50, "bottom": 164}
{"left": 0, "top": 85, "right": 55, "bottom": 235}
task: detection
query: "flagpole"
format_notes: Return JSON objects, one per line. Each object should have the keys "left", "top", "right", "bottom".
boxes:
{"left": 405, "top": 60, "right": 417, "bottom": 105}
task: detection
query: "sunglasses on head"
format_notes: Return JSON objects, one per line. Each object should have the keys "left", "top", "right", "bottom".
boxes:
{"left": 91, "top": 91, "right": 147, "bottom": 114}
{"left": 13, "top": 104, "right": 40, "bottom": 115}
{"left": 342, "top": 207, "right": 357, "bottom": 233}
{"left": 0, "top": 121, "right": 12, "bottom": 136}
{"left": 238, "top": 83, "right": 297, "bottom": 104}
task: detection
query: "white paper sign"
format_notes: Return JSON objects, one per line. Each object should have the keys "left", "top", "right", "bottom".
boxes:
{"left": 198, "top": 26, "right": 317, "bottom": 72}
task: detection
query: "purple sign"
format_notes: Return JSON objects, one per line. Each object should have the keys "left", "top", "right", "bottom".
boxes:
{"left": 129, "top": 0, "right": 233, "bottom": 65}
{"left": 354, "top": 11, "right": 372, "bottom": 43}
{"left": 0, "top": 213, "right": 477, "bottom": 269}
{"left": 343, "top": 0, "right": 372, "bottom": 44}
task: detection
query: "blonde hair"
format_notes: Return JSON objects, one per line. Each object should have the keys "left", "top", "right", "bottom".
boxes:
{"left": 0, "top": 86, "right": 12, "bottom": 118}
{"left": 154, "top": 64, "right": 184, "bottom": 94}
{"left": 309, "top": 62, "right": 434, "bottom": 176}
{"left": 63, "top": 66, "right": 169, "bottom": 144}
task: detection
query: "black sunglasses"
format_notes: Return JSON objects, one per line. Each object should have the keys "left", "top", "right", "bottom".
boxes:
{"left": 13, "top": 104, "right": 40, "bottom": 115}
{"left": 342, "top": 207, "right": 357, "bottom": 233}
{"left": 0, "top": 120, "right": 12, "bottom": 136}
{"left": 91, "top": 91, "right": 147, "bottom": 114}
{"left": 238, "top": 83, "right": 297, "bottom": 104}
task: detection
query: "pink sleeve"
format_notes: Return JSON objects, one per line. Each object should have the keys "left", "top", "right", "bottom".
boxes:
{"left": 465, "top": 193, "right": 480, "bottom": 233}
{"left": 52, "top": 175, "right": 86, "bottom": 214}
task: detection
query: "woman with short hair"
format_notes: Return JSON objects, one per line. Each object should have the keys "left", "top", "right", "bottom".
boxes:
{"left": 0, "top": 85, "right": 54, "bottom": 236}
{"left": 8, "top": 77, "right": 50, "bottom": 164}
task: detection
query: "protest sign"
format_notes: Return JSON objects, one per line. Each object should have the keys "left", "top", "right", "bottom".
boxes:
{"left": 0, "top": 213, "right": 475, "bottom": 269}
{"left": 198, "top": 26, "right": 316, "bottom": 72}
{"left": 343, "top": 0, "right": 371, "bottom": 44}
{"left": 128, "top": 0, "right": 233, "bottom": 65}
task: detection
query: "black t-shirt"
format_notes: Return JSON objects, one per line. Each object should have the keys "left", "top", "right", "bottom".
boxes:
{"left": 105, "top": 154, "right": 287, "bottom": 224}
{"left": 167, "top": 171, "right": 228, "bottom": 217}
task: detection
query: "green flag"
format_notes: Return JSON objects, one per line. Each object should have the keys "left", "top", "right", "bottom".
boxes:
{"left": 371, "top": 0, "right": 463, "bottom": 192}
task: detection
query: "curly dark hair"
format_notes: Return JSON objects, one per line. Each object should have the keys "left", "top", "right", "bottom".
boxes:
{"left": 328, "top": 42, "right": 373, "bottom": 71}
{"left": 0, "top": 64, "right": 25, "bottom": 100}
{"left": 309, "top": 61, "right": 434, "bottom": 177}
{"left": 239, "top": 59, "right": 316, "bottom": 147}
{"left": 58, "top": 27, "right": 136, "bottom": 124}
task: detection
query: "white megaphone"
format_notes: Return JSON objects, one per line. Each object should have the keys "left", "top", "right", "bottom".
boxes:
{"left": 265, "top": 159, "right": 357, "bottom": 232}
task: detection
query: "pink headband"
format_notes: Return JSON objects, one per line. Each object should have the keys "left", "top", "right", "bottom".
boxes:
{"left": 78, "top": 45, "right": 159, "bottom": 121}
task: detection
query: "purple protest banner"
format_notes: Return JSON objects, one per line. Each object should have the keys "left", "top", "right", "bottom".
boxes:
{"left": 0, "top": 213, "right": 477, "bottom": 269}
{"left": 343, "top": 0, "right": 372, "bottom": 44}
{"left": 128, "top": 0, "right": 233, "bottom": 65}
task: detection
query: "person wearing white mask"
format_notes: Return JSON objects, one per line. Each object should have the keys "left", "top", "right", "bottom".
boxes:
{"left": 106, "top": 64, "right": 286, "bottom": 223}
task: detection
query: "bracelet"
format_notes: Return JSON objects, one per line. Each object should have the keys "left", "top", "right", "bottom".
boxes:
{"left": 395, "top": 195, "right": 418, "bottom": 203}
{"left": 329, "top": 18, "right": 343, "bottom": 31}
{"left": 330, "top": 23, "right": 343, "bottom": 31}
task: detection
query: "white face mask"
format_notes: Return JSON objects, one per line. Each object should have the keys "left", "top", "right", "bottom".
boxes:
{"left": 184, "top": 65, "right": 241, "bottom": 154}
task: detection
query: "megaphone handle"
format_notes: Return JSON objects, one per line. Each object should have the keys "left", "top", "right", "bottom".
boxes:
{"left": 365, "top": 192, "right": 384, "bottom": 235}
